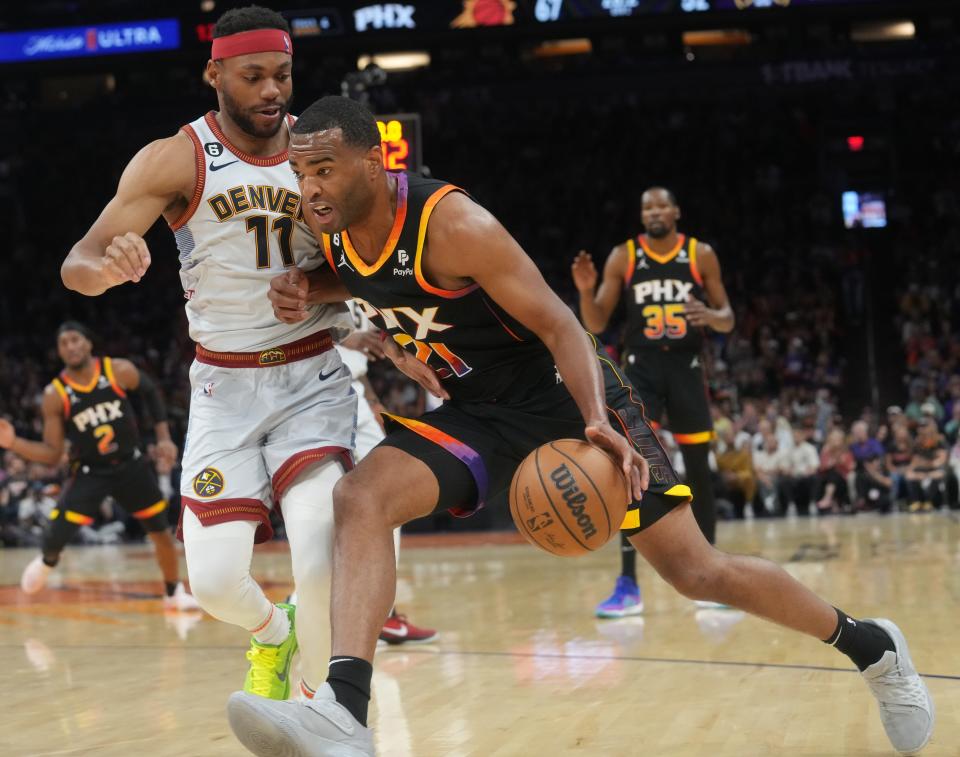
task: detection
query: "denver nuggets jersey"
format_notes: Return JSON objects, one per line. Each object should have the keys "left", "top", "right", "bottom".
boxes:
{"left": 323, "top": 172, "right": 555, "bottom": 404}
{"left": 171, "top": 112, "right": 351, "bottom": 352}
{"left": 50, "top": 358, "right": 141, "bottom": 465}
{"left": 622, "top": 234, "right": 705, "bottom": 353}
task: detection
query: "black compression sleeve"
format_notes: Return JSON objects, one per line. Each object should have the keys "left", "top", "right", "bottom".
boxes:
{"left": 130, "top": 372, "right": 168, "bottom": 424}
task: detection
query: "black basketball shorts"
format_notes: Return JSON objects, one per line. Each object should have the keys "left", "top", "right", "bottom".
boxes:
{"left": 622, "top": 347, "right": 714, "bottom": 445}
{"left": 45, "top": 455, "right": 169, "bottom": 554}
{"left": 378, "top": 351, "right": 691, "bottom": 536}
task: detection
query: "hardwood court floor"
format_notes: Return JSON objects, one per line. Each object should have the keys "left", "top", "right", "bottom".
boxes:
{"left": 1, "top": 512, "right": 958, "bottom": 756}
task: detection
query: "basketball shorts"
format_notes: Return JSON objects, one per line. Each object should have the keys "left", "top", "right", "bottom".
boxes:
{"left": 623, "top": 348, "right": 714, "bottom": 445}
{"left": 379, "top": 352, "right": 691, "bottom": 536}
{"left": 178, "top": 347, "right": 357, "bottom": 544}
{"left": 46, "top": 454, "right": 168, "bottom": 554}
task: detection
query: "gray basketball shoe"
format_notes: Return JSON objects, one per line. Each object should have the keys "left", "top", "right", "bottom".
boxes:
{"left": 227, "top": 683, "right": 374, "bottom": 757}
{"left": 861, "top": 619, "right": 934, "bottom": 755}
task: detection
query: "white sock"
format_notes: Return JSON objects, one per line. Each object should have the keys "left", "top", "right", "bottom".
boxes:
{"left": 252, "top": 604, "right": 291, "bottom": 645}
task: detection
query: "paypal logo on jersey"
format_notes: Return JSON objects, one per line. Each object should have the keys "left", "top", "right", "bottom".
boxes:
{"left": 393, "top": 248, "right": 413, "bottom": 277}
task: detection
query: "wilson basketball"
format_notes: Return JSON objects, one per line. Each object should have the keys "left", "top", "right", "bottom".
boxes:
{"left": 509, "top": 439, "right": 629, "bottom": 557}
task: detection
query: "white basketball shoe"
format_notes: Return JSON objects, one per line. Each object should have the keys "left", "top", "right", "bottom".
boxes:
{"left": 227, "top": 683, "right": 374, "bottom": 757}
{"left": 861, "top": 619, "right": 934, "bottom": 755}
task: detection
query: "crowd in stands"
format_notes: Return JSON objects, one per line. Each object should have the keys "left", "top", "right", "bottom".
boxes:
{"left": 2, "top": 41, "right": 959, "bottom": 548}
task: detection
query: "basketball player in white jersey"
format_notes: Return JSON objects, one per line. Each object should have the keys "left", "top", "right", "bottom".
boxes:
{"left": 59, "top": 5, "right": 406, "bottom": 705}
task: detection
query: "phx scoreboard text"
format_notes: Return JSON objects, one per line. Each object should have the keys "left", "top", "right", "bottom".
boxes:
{"left": 377, "top": 113, "right": 422, "bottom": 174}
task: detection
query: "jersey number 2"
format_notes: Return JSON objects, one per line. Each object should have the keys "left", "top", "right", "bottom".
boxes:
{"left": 247, "top": 215, "right": 295, "bottom": 269}
{"left": 94, "top": 424, "right": 118, "bottom": 456}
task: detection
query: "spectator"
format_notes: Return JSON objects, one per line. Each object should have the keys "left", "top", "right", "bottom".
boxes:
{"left": 850, "top": 420, "right": 892, "bottom": 512}
{"left": 815, "top": 428, "right": 854, "bottom": 514}
{"left": 780, "top": 426, "right": 820, "bottom": 515}
{"left": 714, "top": 424, "right": 756, "bottom": 518}
{"left": 753, "top": 433, "right": 785, "bottom": 515}
{"left": 905, "top": 419, "right": 948, "bottom": 511}
{"left": 885, "top": 422, "right": 914, "bottom": 507}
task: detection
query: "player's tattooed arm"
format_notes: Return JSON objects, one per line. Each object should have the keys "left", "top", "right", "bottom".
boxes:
{"left": 0, "top": 388, "right": 66, "bottom": 465}
{"left": 423, "top": 192, "right": 648, "bottom": 497}
{"left": 62, "top": 133, "right": 195, "bottom": 296}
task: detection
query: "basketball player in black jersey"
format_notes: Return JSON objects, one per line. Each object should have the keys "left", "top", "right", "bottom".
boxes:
{"left": 0, "top": 323, "right": 199, "bottom": 611}
{"left": 224, "top": 97, "right": 932, "bottom": 757}
{"left": 573, "top": 187, "right": 733, "bottom": 617}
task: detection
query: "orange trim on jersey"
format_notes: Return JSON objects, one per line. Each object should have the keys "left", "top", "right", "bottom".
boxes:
{"left": 623, "top": 238, "right": 637, "bottom": 288}
{"left": 638, "top": 233, "right": 686, "bottom": 265}
{"left": 204, "top": 111, "right": 289, "bottom": 167}
{"left": 414, "top": 186, "right": 479, "bottom": 299}
{"left": 61, "top": 359, "right": 102, "bottom": 394}
{"left": 647, "top": 419, "right": 662, "bottom": 430}
{"left": 169, "top": 124, "right": 206, "bottom": 231}
{"left": 51, "top": 379, "right": 70, "bottom": 419}
{"left": 132, "top": 500, "right": 167, "bottom": 520}
{"left": 321, "top": 234, "right": 337, "bottom": 273}
{"left": 102, "top": 358, "right": 127, "bottom": 398}
{"left": 482, "top": 297, "right": 523, "bottom": 342}
{"left": 341, "top": 174, "right": 408, "bottom": 276}
{"left": 673, "top": 430, "right": 715, "bottom": 445}
{"left": 689, "top": 237, "right": 703, "bottom": 286}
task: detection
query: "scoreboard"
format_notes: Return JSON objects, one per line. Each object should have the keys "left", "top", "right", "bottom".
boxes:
{"left": 377, "top": 113, "right": 422, "bottom": 174}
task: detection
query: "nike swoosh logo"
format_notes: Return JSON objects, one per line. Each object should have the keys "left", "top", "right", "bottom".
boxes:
{"left": 318, "top": 369, "right": 339, "bottom": 381}
{"left": 380, "top": 625, "right": 408, "bottom": 638}
{"left": 209, "top": 160, "right": 239, "bottom": 171}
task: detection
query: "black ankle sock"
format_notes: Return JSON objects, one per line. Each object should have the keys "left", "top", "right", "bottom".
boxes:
{"left": 620, "top": 534, "right": 636, "bottom": 581}
{"left": 165, "top": 582, "right": 178, "bottom": 597}
{"left": 326, "top": 656, "right": 373, "bottom": 727}
{"left": 823, "top": 608, "right": 895, "bottom": 671}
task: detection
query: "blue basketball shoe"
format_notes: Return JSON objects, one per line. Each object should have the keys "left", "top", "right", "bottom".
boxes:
{"left": 595, "top": 576, "right": 643, "bottom": 618}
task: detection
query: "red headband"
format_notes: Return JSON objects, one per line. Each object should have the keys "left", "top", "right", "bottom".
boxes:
{"left": 211, "top": 29, "right": 293, "bottom": 60}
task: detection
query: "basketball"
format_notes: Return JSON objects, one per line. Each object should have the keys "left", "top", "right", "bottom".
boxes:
{"left": 509, "top": 439, "right": 629, "bottom": 557}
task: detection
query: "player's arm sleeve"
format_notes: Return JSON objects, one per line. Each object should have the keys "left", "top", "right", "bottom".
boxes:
{"left": 129, "top": 372, "right": 168, "bottom": 424}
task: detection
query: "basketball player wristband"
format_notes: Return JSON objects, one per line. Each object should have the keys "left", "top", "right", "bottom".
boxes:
{"left": 131, "top": 373, "right": 168, "bottom": 423}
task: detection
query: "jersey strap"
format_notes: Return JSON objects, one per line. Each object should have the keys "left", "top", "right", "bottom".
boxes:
{"left": 50, "top": 378, "right": 70, "bottom": 419}
{"left": 169, "top": 124, "right": 207, "bottom": 231}
{"left": 688, "top": 237, "right": 703, "bottom": 286}
{"left": 414, "top": 185, "right": 478, "bottom": 299}
{"left": 623, "top": 237, "right": 637, "bottom": 288}
{"left": 102, "top": 357, "right": 127, "bottom": 398}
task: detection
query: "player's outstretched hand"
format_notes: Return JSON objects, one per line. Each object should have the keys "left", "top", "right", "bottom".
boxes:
{"left": 0, "top": 418, "right": 15, "bottom": 449}
{"left": 682, "top": 298, "right": 713, "bottom": 328}
{"left": 340, "top": 330, "right": 387, "bottom": 359}
{"left": 103, "top": 232, "right": 151, "bottom": 287}
{"left": 381, "top": 335, "right": 450, "bottom": 401}
{"left": 269, "top": 267, "right": 310, "bottom": 323}
{"left": 585, "top": 421, "right": 649, "bottom": 501}
{"left": 571, "top": 251, "right": 598, "bottom": 293}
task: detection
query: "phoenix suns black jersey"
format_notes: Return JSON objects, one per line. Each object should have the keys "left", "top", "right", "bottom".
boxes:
{"left": 322, "top": 172, "right": 555, "bottom": 404}
{"left": 50, "top": 358, "right": 142, "bottom": 465}
{"left": 622, "top": 234, "right": 706, "bottom": 353}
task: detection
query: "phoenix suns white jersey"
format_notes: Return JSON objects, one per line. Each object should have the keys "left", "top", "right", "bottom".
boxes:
{"left": 170, "top": 111, "right": 351, "bottom": 352}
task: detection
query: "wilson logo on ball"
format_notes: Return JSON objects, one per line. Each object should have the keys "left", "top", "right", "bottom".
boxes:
{"left": 550, "top": 463, "right": 598, "bottom": 540}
